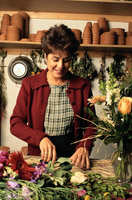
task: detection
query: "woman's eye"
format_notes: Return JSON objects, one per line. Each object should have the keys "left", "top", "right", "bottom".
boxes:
{"left": 63, "top": 58, "right": 71, "bottom": 63}
{"left": 53, "top": 59, "right": 59, "bottom": 62}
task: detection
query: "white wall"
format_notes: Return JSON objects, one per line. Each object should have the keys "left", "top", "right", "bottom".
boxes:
{"left": 1, "top": 17, "right": 128, "bottom": 159}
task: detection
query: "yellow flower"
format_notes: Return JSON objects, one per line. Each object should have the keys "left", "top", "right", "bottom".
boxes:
{"left": 84, "top": 195, "right": 91, "bottom": 200}
{"left": 118, "top": 97, "right": 132, "bottom": 115}
{"left": 88, "top": 96, "right": 106, "bottom": 105}
{"left": 104, "top": 192, "right": 109, "bottom": 196}
{"left": 31, "top": 72, "right": 35, "bottom": 76}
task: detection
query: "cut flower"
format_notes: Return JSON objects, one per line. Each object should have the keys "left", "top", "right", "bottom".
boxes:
{"left": 118, "top": 97, "right": 132, "bottom": 115}
{"left": 9, "top": 151, "right": 35, "bottom": 180}
{"left": 70, "top": 171, "right": 87, "bottom": 184}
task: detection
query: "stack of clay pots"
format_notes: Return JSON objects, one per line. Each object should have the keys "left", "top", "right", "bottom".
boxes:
{"left": 126, "top": 31, "right": 132, "bottom": 45}
{"left": 92, "top": 23, "right": 100, "bottom": 44}
{"left": 7, "top": 25, "right": 20, "bottom": 41}
{"left": 0, "top": 12, "right": 30, "bottom": 41}
{"left": 29, "top": 34, "right": 36, "bottom": 42}
{"left": 98, "top": 17, "right": 109, "bottom": 34}
{"left": 110, "top": 28, "right": 125, "bottom": 45}
{"left": 83, "top": 22, "right": 92, "bottom": 44}
{"left": 72, "top": 29, "right": 82, "bottom": 43}
{"left": 11, "top": 13, "right": 23, "bottom": 39}
{"left": 18, "top": 11, "right": 30, "bottom": 38}
{"left": 0, "top": 14, "right": 11, "bottom": 40}
{"left": 100, "top": 31, "right": 116, "bottom": 45}
{"left": 34, "top": 30, "right": 46, "bottom": 42}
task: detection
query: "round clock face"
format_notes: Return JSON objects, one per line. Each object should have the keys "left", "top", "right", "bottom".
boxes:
{"left": 8, "top": 56, "right": 33, "bottom": 84}
{"left": 12, "top": 63, "right": 27, "bottom": 77}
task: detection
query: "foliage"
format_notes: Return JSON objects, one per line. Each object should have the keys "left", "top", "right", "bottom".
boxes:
{"left": 30, "top": 49, "right": 45, "bottom": 75}
{"left": 85, "top": 54, "right": 132, "bottom": 181}
{"left": 0, "top": 150, "right": 131, "bottom": 200}
{"left": 70, "top": 52, "right": 98, "bottom": 80}
{"left": 0, "top": 49, "right": 7, "bottom": 116}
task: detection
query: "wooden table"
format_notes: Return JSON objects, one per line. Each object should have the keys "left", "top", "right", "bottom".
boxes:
{"left": 24, "top": 156, "right": 132, "bottom": 200}
{"left": 24, "top": 156, "right": 115, "bottom": 178}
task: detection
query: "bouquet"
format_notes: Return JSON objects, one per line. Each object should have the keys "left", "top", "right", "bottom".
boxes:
{"left": 0, "top": 150, "right": 130, "bottom": 199}
{"left": 86, "top": 57, "right": 132, "bottom": 182}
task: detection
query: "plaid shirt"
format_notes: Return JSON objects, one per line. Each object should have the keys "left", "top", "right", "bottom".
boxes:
{"left": 44, "top": 83, "right": 74, "bottom": 136}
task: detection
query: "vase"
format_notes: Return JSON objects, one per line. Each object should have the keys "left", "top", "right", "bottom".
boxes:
{"left": 111, "top": 151, "right": 132, "bottom": 183}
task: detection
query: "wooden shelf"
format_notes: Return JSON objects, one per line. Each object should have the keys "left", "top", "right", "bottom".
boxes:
{"left": 79, "top": 44, "right": 132, "bottom": 53}
{"left": 1, "top": 41, "right": 132, "bottom": 54}
{"left": 0, "top": 0, "right": 132, "bottom": 18}
{"left": 0, "top": 41, "right": 41, "bottom": 49}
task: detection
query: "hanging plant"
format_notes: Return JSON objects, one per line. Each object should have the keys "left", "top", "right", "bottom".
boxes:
{"left": 106, "top": 54, "right": 126, "bottom": 81}
{"left": 30, "top": 49, "right": 45, "bottom": 75}
{"left": 70, "top": 52, "right": 98, "bottom": 80}
{"left": 98, "top": 54, "right": 106, "bottom": 95}
{"left": 0, "top": 49, "right": 7, "bottom": 118}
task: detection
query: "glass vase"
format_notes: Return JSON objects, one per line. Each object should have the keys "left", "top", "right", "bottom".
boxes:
{"left": 111, "top": 151, "right": 132, "bottom": 183}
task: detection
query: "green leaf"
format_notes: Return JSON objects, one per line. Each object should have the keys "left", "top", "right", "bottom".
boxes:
{"left": 57, "top": 157, "right": 71, "bottom": 164}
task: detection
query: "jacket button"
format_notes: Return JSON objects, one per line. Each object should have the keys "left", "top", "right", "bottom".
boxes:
{"left": 67, "top": 90, "right": 71, "bottom": 93}
{"left": 72, "top": 102, "right": 75, "bottom": 105}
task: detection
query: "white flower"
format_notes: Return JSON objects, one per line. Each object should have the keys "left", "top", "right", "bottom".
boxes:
{"left": 106, "top": 88, "right": 120, "bottom": 105}
{"left": 70, "top": 171, "right": 87, "bottom": 184}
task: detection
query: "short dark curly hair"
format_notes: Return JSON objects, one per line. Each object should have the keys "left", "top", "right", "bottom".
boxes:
{"left": 41, "top": 24, "right": 79, "bottom": 56}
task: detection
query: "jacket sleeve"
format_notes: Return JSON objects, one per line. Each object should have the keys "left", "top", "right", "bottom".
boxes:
{"left": 10, "top": 77, "right": 47, "bottom": 147}
{"left": 76, "top": 79, "right": 96, "bottom": 154}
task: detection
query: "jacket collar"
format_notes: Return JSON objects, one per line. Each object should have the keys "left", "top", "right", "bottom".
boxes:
{"left": 31, "top": 68, "right": 86, "bottom": 90}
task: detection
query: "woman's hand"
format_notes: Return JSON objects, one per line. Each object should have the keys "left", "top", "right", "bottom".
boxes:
{"left": 39, "top": 137, "right": 57, "bottom": 163}
{"left": 69, "top": 147, "right": 90, "bottom": 169}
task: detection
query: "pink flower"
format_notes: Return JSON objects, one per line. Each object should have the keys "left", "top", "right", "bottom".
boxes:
{"left": 77, "top": 189, "right": 87, "bottom": 198}
{"left": 0, "top": 163, "right": 4, "bottom": 178}
{"left": 0, "top": 150, "right": 9, "bottom": 166}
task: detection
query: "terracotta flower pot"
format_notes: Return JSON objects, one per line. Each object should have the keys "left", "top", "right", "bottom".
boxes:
{"left": 72, "top": 29, "right": 82, "bottom": 43}
{"left": 7, "top": 25, "right": 20, "bottom": 41}
{"left": 11, "top": 13, "right": 24, "bottom": 38}
{"left": 34, "top": 30, "right": 45, "bottom": 42}
{"left": 18, "top": 12, "right": 30, "bottom": 38}
{"left": 0, "top": 146, "right": 10, "bottom": 153}
{"left": 29, "top": 34, "right": 36, "bottom": 42}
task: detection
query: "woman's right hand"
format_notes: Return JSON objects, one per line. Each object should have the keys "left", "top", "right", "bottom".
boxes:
{"left": 39, "top": 137, "right": 57, "bottom": 163}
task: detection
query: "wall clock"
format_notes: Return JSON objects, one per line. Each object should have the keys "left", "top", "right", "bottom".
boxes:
{"left": 8, "top": 56, "right": 33, "bottom": 84}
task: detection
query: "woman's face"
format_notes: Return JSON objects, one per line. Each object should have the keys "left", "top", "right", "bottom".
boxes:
{"left": 46, "top": 50, "right": 71, "bottom": 81}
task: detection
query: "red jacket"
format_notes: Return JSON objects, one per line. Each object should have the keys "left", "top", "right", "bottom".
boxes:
{"left": 10, "top": 69, "right": 95, "bottom": 155}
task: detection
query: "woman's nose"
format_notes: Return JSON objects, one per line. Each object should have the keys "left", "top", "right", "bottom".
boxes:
{"left": 57, "top": 59, "right": 63, "bottom": 69}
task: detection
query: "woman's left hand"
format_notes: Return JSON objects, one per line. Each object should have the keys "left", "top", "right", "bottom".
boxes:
{"left": 69, "top": 147, "right": 90, "bottom": 169}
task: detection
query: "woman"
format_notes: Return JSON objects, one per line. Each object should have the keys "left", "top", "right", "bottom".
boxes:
{"left": 10, "top": 24, "right": 95, "bottom": 169}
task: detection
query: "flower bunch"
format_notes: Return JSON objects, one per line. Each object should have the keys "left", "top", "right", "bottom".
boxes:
{"left": 0, "top": 150, "right": 131, "bottom": 199}
{"left": 86, "top": 59, "right": 132, "bottom": 181}
{"left": 87, "top": 63, "right": 132, "bottom": 151}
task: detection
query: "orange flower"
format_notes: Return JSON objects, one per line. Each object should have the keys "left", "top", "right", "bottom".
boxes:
{"left": 118, "top": 97, "right": 132, "bottom": 115}
{"left": 9, "top": 151, "right": 35, "bottom": 180}
{"left": 88, "top": 96, "right": 106, "bottom": 105}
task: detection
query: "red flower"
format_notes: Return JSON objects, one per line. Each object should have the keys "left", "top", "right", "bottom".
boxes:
{"left": 9, "top": 151, "right": 35, "bottom": 180}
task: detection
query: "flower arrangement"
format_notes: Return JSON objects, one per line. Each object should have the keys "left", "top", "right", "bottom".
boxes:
{"left": 85, "top": 55, "right": 132, "bottom": 182}
{"left": 0, "top": 150, "right": 131, "bottom": 199}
